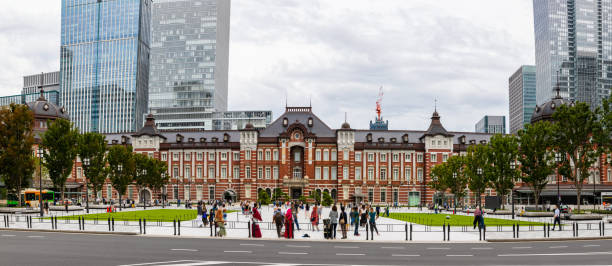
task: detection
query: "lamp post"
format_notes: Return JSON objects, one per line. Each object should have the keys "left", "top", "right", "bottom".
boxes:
{"left": 83, "top": 158, "right": 90, "bottom": 214}
{"left": 161, "top": 173, "right": 167, "bottom": 208}
{"left": 510, "top": 161, "right": 516, "bottom": 219}
{"left": 118, "top": 164, "right": 123, "bottom": 211}
{"left": 453, "top": 172, "right": 457, "bottom": 214}
{"left": 555, "top": 152, "right": 562, "bottom": 205}
{"left": 38, "top": 147, "right": 44, "bottom": 217}
{"left": 477, "top": 168, "right": 483, "bottom": 209}
{"left": 142, "top": 169, "right": 147, "bottom": 210}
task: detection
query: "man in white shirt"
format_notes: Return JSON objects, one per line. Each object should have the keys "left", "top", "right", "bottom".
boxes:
{"left": 552, "top": 205, "right": 561, "bottom": 231}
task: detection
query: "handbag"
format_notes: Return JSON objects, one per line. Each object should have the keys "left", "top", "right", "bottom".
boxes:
{"left": 339, "top": 218, "right": 345, "bottom": 224}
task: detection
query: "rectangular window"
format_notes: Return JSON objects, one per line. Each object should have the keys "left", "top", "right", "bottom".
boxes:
{"left": 417, "top": 168, "right": 424, "bottom": 182}
{"left": 406, "top": 167, "right": 412, "bottom": 182}
{"left": 221, "top": 166, "right": 227, "bottom": 179}
{"left": 257, "top": 167, "right": 263, "bottom": 179}
{"left": 367, "top": 167, "right": 374, "bottom": 180}
{"left": 221, "top": 152, "right": 227, "bottom": 161}
{"left": 368, "top": 153, "right": 374, "bottom": 162}
{"left": 316, "top": 150, "right": 321, "bottom": 160}
{"left": 257, "top": 151, "right": 263, "bottom": 160}
{"left": 381, "top": 188, "right": 386, "bottom": 202}
{"left": 173, "top": 166, "right": 179, "bottom": 178}
{"left": 273, "top": 167, "right": 279, "bottom": 180}
{"left": 608, "top": 169, "right": 612, "bottom": 182}
{"left": 315, "top": 167, "right": 321, "bottom": 180}
{"left": 107, "top": 184, "right": 112, "bottom": 199}
{"left": 185, "top": 153, "right": 191, "bottom": 161}
{"left": 417, "top": 153, "right": 423, "bottom": 162}
{"left": 355, "top": 167, "right": 362, "bottom": 180}
{"left": 197, "top": 166, "right": 203, "bottom": 178}
{"left": 208, "top": 153, "right": 215, "bottom": 161}
{"left": 393, "top": 188, "right": 399, "bottom": 203}
{"left": 323, "top": 167, "right": 329, "bottom": 180}
{"left": 355, "top": 152, "right": 362, "bottom": 162}
{"left": 184, "top": 185, "right": 190, "bottom": 200}
{"left": 343, "top": 167, "right": 349, "bottom": 180}
{"left": 245, "top": 166, "right": 251, "bottom": 179}
{"left": 331, "top": 150, "right": 337, "bottom": 161}
{"left": 381, "top": 153, "right": 387, "bottom": 162}
{"left": 265, "top": 150, "right": 271, "bottom": 160}
{"left": 245, "top": 151, "right": 251, "bottom": 160}
{"left": 209, "top": 186, "right": 215, "bottom": 200}
{"left": 405, "top": 153, "right": 411, "bottom": 162}
{"left": 431, "top": 154, "right": 437, "bottom": 162}
{"left": 331, "top": 167, "right": 337, "bottom": 180}
{"left": 233, "top": 167, "right": 240, "bottom": 179}
{"left": 393, "top": 168, "right": 399, "bottom": 181}
{"left": 265, "top": 167, "right": 271, "bottom": 179}
{"left": 323, "top": 150, "right": 329, "bottom": 161}
{"left": 393, "top": 154, "right": 399, "bottom": 162}
{"left": 233, "top": 152, "right": 240, "bottom": 161}
{"left": 380, "top": 168, "right": 387, "bottom": 180}
{"left": 173, "top": 153, "right": 179, "bottom": 161}
{"left": 294, "top": 151, "right": 301, "bottom": 162}
{"left": 368, "top": 188, "right": 374, "bottom": 203}
{"left": 196, "top": 185, "right": 203, "bottom": 200}
{"left": 77, "top": 167, "right": 82, "bottom": 179}
{"left": 185, "top": 166, "right": 191, "bottom": 180}
{"left": 208, "top": 166, "right": 215, "bottom": 179}
{"left": 273, "top": 150, "right": 279, "bottom": 160}
{"left": 197, "top": 152, "right": 203, "bottom": 161}
{"left": 173, "top": 185, "right": 179, "bottom": 200}
{"left": 443, "top": 154, "right": 448, "bottom": 162}
{"left": 343, "top": 150, "right": 349, "bottom": 160}
{"left": 162, "top": 153, "right": 167, "bottom": 161}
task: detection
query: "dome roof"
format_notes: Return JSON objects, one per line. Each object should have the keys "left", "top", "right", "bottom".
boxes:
{"left": 26, "top": 90, "right": 69, "bottom": 120}
{"left": 530, "top": 93, "right": 573, "bottom": 123}
{"left": 341, "top": 122, "right": 351, "bottom": 129}
{"left": 244, "top": 122, "right": 254, "bottom": 129}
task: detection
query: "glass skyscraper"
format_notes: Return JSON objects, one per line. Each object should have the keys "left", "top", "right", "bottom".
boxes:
{"left": 60, "top": 0, "right": 151, "bottom": 133}
{"left": 475, "top": 115, "right": 506, "bottom": 134}
{"left": 148, "top": 0, "right": 230, "bottom": 130}
{"left": 509, "top": 65, "right": 537, "bottom": 134}
{"left": 533, "top": 0, "right": 612, "bottom": 107}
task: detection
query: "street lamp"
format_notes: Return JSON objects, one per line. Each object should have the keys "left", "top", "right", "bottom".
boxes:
{"left": 161, "top": 172, "right": 167, "bottom": 208}
{"left": 117, "top": 164, "right": 123, "bottom": 210}
{"left": 38, "top": 147, "right": 44, "bottom": 217}
{"left": 477, "top": 168, "right": 483, "bottom": 209}
{"left": 453, "top": 172, "right": 457, "bottom": 214}
{"left": 83, "top": 158, "right": 90, "bottom": 214}
{"left": 510, "top": 161, "right": 516, "bottom": 219}
{"left": 555, "top": 152, "right": 562, "bottom": 206}
{"left": 142, "top": 169, "right": 147, "bottom": 210}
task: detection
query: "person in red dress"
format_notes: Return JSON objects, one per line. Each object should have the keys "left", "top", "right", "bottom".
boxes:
{"left": 251, "top": 205, "right": 263, "bottom": 238}
{"left": 284, "top": 207, "right": 294, "bottom": 239}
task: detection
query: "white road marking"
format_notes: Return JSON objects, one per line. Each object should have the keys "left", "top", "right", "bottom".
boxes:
{"left": 427, "top": 247, "right": 450, "bottom": 250}
{"left": 391, "top": 254, "right": 420, "bottom": 257}
{"left": 334, "top": 246, "right": 359, "bottom": 249}
{"left": 27, "top": 236, "right": 44, "bottom": 238}
{"left": 498, "top": 251, "right": 612, "bottom": 257}
{"left": 278, "top": 252, "right": 308, "bottom": 255}
{"left": 286, "top": 245, "right": 311, "bottom": 248}
{"left": 511, "top": 246, "right": 531, "bottom": 249}
{"left": 1, "top": 234, "right": 16, "bottom": 237}
{"left": 170, "top": 249, "right": 198, "bottom": 252}
{"left": 117, "top": 260, "right": 201, "bottom": 266}
{"left": 549, "top": 246, "right": 568, "bottom": 249}
{"left": 381, "top": 247, "right": 405, "bottom": 250}
{"left": 223, "top": 250, "right": 252, "bottom": 253}
{"left": 446, "top": 255, "right": 474, "bottom": 257}
{"left": 336, "top": 253, "right": 365, "bottom": 256}
{"left": 584, "top": 245, "right": 601, "bottom": 247}
{"left": 154, "top": 262, "right": 228, "bottom": 266}
{"left": 471, "top": 247, "right": 493, "bottom": 250}
{"left": 240, "top": 243, "right": 264, "bottom": 247}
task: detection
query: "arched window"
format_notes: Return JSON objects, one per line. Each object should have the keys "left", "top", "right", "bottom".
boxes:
{"left": 331, "top": 189, "right": 337, "bottom": 200}
{"left": 266, "top": 188, "right": 272, "bottom": 198}
{"left": 293, "top": 167, "right": 302, "bottom": 178}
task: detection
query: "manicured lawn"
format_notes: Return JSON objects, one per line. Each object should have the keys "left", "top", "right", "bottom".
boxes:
{"left": 49, "top": 209, "right": 236, "bottom": 222}
{"left": 387, "top": 213, "right": 545, "bottom": 226}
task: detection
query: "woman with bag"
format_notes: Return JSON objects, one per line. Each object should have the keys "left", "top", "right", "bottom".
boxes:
{"left": 339, "top": 206, "right": 348, "bottom": 239}
{"left": 311, "top": 205, "right": 320, "bottom": 231}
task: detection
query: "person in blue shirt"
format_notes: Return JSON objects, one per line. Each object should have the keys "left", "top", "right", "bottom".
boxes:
{"left": 369, "top": 207, "right": 379, "bottom": 235}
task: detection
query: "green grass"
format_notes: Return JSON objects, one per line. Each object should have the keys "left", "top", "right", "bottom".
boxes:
{"left": 387, "top": 213, "right": 545, "bottom": 226}
{"left": 46, "top": 209, "right": 236, "bottom": 222}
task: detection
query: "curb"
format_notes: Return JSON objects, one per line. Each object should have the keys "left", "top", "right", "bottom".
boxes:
{"left": 0, "top": 228, "right": 138, "bottom": 236}
{"left": 487, "top": 236, "right": 612, "bottom": 242}
{"left": 139, "top": 234, "right": 481, "bottom": 244}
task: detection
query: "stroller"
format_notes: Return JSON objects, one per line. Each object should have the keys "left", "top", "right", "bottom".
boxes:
{"left": 323, "top": 218, "right": 332, "bottom": 239}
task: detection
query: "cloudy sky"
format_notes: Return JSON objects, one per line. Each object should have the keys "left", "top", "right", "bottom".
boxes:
{"left": 0, "top": 0, "right": 535, "bottom": 132}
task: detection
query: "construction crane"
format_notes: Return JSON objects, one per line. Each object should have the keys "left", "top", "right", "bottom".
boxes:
{"left": 375, "top": 86, "right": 384, "bottom": 120}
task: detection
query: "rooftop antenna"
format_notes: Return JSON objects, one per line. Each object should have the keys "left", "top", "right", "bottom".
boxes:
{"left": 309, "top": 96, "right": 312, "bottom": 108}
{"left": 434, "top": 98, "right": 437, "bottom": 112}
{"left": 554, "top": 70, "right": 561, "bottom": 99}
{"left": 344, "top": 112, "right": 347, "bottom": 123}
{"left": 38, "top": 72, "right": 45, "bottom": 100}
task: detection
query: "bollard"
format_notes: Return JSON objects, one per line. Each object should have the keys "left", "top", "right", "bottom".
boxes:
{"left": 447, "top": 224, "right": 450, "bottom": 241}
{"left": 371, "top": 223, "right": 374, "bottom": 241}
{"left": 210, "top": 221, "right": 213, "bottom": 237}
{"left": 543, "top": 223, "right": 546, "bottom": 238}
{"left": 513, "top": 224, "right": 516, "bottom": 238}
{"left": 248, "top": 221, "right": 251, "bottom": 238}
{"left": 575, "top": 223, "right": 578, "bottom": 237}
{"left": 517, "top": 224, "right": 520, "bottom": 238}
{"left": 483, "top": 225, "right": 486, "bottom": 241}
{"left": 139, "top": 219, "right": 142, "bottom": 234}
{"left": 603, "top": 222, "right": 605, "bottom": 236}
{"left": 82, "top": 217, "right": 85, "bottom": 231}
{"left": 366, "top": 223, "right": 369, "bottom": 240}
{"left": 405, "top": 224, "right": 408, "bottom": 241}
{"left": 178, "top": 219, "right": 181, "bottom": 236}
{"left": 143, "top": 219, "right": 146, "bottom": 235}
{"left": 173, "top": 220, "right": 177, "bottom": 236}
{"left": 108, "top": 217, "right": 111, "bottom": 232}
{"left": 112, "top": 218, "right": 115, "bottom": 232}
{"left": 410, "top": 223, "right": 413, "bottom": 241}
{"left": 479, "top": 226, "right": 482, "bottom": 241}
{"left": 443, "top": 224, "right": 446, "bottom": 241}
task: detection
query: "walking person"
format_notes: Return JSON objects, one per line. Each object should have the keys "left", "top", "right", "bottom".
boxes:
{"left": 311, "top": 205, "right": 320, "bottom": 231}
{"left": 351, "top": 206, "right": 360, "bottom": 236}
{"left": 215, "top": 206, "right": 226, "bottom": 237}
{"left": 339, "top": 206, "right": 348, "bottom": 239}
{"left": 293, "top": 203, "right": 300, "bottom": 231}
{"left": 473, "top": 206, "right": 482, "bottom": 229}
{"left": 196, "top": 202, "right": 204, "bottom": 227}
{"left": 552, "top": 205, "right": 561, "bottom": 231}
{"left": 251, "top": 205, "right": 263, "bottom": 238}
{"left": 329, "top": 205, "right": 338, "bottom": 239}
{"left": 274, "top": 208, "right": 284, "bottom": 238}
{"left": 284, "top": 207, "right": 294, "bottom": 239}
{"left": 368, "top": 207, "right": 379, "bottom": 236}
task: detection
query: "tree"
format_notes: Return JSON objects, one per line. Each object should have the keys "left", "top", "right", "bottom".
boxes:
{"left": 553, "top": 102, "right": 601, "bottom": 211}
{"left": 431, "top": 155, "right": 469, "bottom": 213}
{"left": 133, "top": 153, "right": 152, "bottom": 206}
{"left": 41, "top": 118, "right": 79, "bottom": 202}
{"left": 322, "top": 191, "right": 333, "bottom": 207}
{"left": 106, "top": 145, "right": 135, "bottom": 209}
{"left": 148, "top": 158, "right": 169, "bottom": 206}
{"left": 464, "top": 144, "right": 492, "bottom": 208}
{"left": 488, "top": 134, "right": 520, "bottom": 209}
{"left": 272, "top": 188, "right": 286, "bottom": 202}
{"left": 77, "top": 132, "right": 107, "bottom": 201}
{"left": 258, "top": 189, "right": 271, "bottom": 205}
{"left": 0, "top": 104, "right": 35, "bottom": 207}
{"left": 517, "top": 121, "right": 556, "bottom": 210}
{"left": 309, "top": 189, "right": 321, "bottom": 205}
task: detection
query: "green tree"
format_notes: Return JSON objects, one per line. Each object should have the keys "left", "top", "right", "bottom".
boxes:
{"left": 309, "top": 189, "right": 321, "bottom": 205}
{"left": 272, "top": 188, "right": 286, "bottom": 202}
{"left": 106, "top": 145, "right": 135, "bottom": 209}
{"left": 517, "top": 121, "right": 556, "bottom": 210}
{"left": 77, "top": 132, "right": 107, "bottom": 201}
{"left": 464, "top": 144, "right": 492, "bottom": 208}
{"left": 322, "top": 191, "right": 333, "bottom": 207}
{"left": 258, "top": 189, "right": 271, "bottom": 205}
{"left": 431, "top": 155, "right": 468, "bottom": 212}
{"left": 0, "top": 104, "right": 35, "bottom": 207}
{"left": 133, "top": 153, "right": 152, "bottom": 206}
{"left": 148, "top": 158, "right": 169, "bottom": 206}
{"left": 553, "top": 102, "right": 601, "bottom": 211}
{"left": 488, "top": 134, "right": 520, "bottom": 209}
{"left": 41, "top": 118, "right": 79, "bottom": 202}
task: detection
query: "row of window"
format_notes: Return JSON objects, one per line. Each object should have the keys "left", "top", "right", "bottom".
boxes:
{"left": 162, "top": 151, "right": 239, "bottom": 162}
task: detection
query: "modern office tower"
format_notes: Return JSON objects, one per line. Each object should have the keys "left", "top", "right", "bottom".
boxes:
{"left": 475, "top": 115, "right": 506, "bottom": 134}
{"left": 22, "top": 71, "right": 60, "bottom": 95}
{"left": 60, "top": 0, "right": 152, "bottom": 133}
{"left": 533, "top": 0, "right": 612, "bottom": 107}
{"left": 148, "top": 0, "right": 232, "bottom": 129}
{"left": 509, "top": 65, "right": 537, "bottom": 134}
{"left": 0, "top": 91, "right": 60, "bottom": 107}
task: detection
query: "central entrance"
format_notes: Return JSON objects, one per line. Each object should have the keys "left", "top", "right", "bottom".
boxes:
{"left": 291, "top": 188, "right": 302, "bottom": 199}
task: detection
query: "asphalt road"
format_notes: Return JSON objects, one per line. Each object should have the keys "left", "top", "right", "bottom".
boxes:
{"left": 1, "top": 231, "right": 612, "bottom": 266}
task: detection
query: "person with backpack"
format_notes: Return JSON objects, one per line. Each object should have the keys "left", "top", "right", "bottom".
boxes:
{"left": 273, "top": 208, "right": 284, "bottom": 238}
{"left": 215, "top": 206, "right": 226, "bottom": 237}
{"left": 339, "top": 206, "right": 348, "bottom": 239}
{"left": 329, "top": 205, "right": 339, "bottom": 239}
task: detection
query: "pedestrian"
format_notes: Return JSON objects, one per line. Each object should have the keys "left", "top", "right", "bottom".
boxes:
{"left": 215, "top": 206, "right": 226, "bottom": 237}
{"left": 376, "top": 205, "right": 380, "bottom": 217}
{"left": 209, "top": 205, "right": 217, "bottom": 229}
{"left": 284, "top": 207, "right": 294, "bottom": 239}
{"left": 202, "top": 208, "right": 208, "bottom": 227}
{"left": 351, "top": 207, "right": 360, "bottom": 236}
{"left": 274, "top": 208, "right": 284, "bottom": 238}
{"left": 369, "top": 207, "right": 379, "bottom": 235}
{"left": 385, "top": 206, "right": 389, "bottom": 217}
{"left": 196, "top": 202, "right": 203, "bottom": 227}
{"left": 473, "top": 206, "right": 482, "bottom": 229}
{"left": 329, "top": 205, "right": 338, "bottom": 239}
{"left": 293, "top": 203, "right": 300, "bottom": 231}
{"left": 339, "top": 206, "right": 348, "bottom": 239}
{"left": 360, "top": 206, "right": 367, "bottom": 227}
{"left": 552, "top": 204, "right": 561, "bottom": 231}
{"left": 311, "top": 205, "right": 320, "bottom": 231}
{"left": 252, "top": 205, "right": 263, "bottom": 238}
